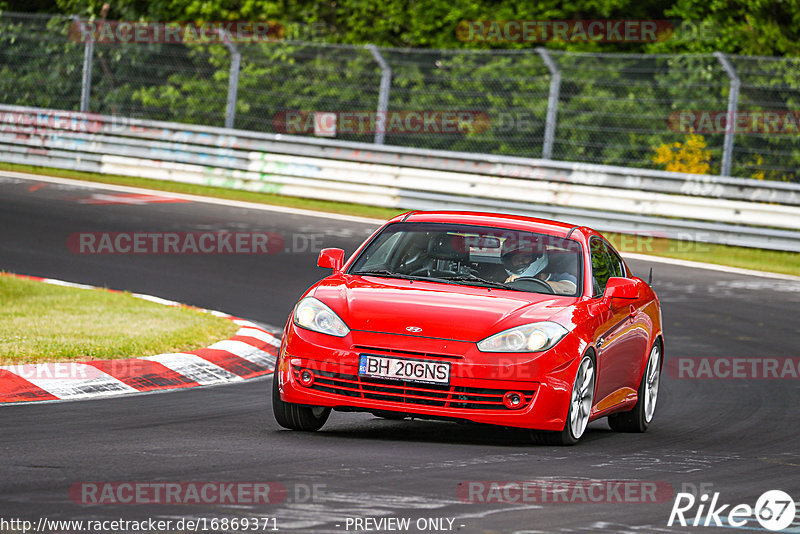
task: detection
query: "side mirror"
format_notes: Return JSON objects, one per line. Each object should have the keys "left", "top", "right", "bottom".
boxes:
{"left": 604, "top": 277, "right": 641, "bottom": 300}
{"left": 317, "top": 248, "right": 345, "bottom": 272}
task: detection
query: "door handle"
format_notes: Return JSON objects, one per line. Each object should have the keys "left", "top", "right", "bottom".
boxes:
{"left": 629, "top": 305, "right": 637, "bottom": 318}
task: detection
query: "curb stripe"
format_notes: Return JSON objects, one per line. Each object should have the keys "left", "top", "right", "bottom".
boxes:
{"left": 0, "top": 370, "right": 59, "bottom": 403}
{"left": 140, "top": 353, "right": 243, "bottom": 386}
{"left": 205, "top": 340, "right": 277, "bottom": 368}
{"left": 22, "top": 365, "right": 139, "bottom": 400}
{"left": 190, "top": 348, "right": 273, "bottom": 379}
{"left": 234, "top": 327, "right": 281, "bottom": 346}
{"left": 0, "top": 272, "right": 282, "bottom": 405}
{"left": 233, "top": 319, "right": 269, "bottom": 330}
{"left": 85, "top": 359, "right": 201, "bottom": 391}
{"left": 229, "top": 336, "right": 279, "bottom": 357}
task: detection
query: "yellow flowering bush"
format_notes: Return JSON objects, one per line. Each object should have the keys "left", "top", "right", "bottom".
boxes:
{"left": 652, "top": 134, "right": 711, "bottom": 174}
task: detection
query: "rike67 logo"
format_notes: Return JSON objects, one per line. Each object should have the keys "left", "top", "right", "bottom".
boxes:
{"left": 668, "top": 490, "right": 797, "bottom": 531}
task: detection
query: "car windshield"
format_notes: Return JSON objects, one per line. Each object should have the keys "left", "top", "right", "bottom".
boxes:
{"left": 348, "top": 222, "right": 582, "bottom": 296}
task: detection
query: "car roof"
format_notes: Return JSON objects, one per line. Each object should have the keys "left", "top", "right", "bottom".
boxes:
{"left": 390, "top": 211, "right": 581, "bottom": 238}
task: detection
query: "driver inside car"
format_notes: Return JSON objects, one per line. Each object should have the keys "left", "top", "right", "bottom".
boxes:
{"left": 501, "top": 241, "right": 578, "bottom": 294}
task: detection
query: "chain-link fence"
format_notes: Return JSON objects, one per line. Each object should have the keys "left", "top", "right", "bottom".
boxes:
{"left": 2, "top": 12, "right": 799, "bottom": 181}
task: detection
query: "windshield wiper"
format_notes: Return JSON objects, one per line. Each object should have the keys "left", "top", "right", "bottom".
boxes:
{"left": 438, "top": 274, "right": 523, "bottom": 291}
{"left": 351, "top": 269, "right": 427, "bottom": 281}
{"left": 353, "top": 269, "right": 516, "bottom": 290}
{"left": 352, "top": 269, "right": 468, "bottom": 286}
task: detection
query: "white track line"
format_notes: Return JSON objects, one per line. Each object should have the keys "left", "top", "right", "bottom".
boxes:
{"left": 41, "top": 278, "right": 96, "bottom": 290}
{"left": 131, "top": 293, "right": 183, "bottom": 306}
{"left": 6, "top": 170, "right": 796, "bottom": 280}
{"left": 1, "top": 171, "right": 381, "bottom": 224}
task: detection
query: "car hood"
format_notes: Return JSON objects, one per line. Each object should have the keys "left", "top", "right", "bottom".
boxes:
{"left": 311, "top": 275, "right": 578, "bottom": 342}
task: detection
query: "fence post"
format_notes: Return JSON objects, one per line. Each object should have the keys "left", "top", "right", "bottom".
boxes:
{"left": 222, "top": 30, "right": 241, "bottom": 129}
{"left": 536, "top": 47, "right": 561, "bottom": 160}
{"left": 367, "top": 44, "right": 392, "bottom": 145}
{"left": 714, "top": 52, "right": 740, "bottom": 177}
{"left": 75, "top": 17, "right": 93, "bottom": 112}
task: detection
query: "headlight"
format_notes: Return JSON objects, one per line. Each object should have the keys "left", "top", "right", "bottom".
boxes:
{"left": 293, "top": 297, "right": 350, "bottom": 337}
{"left": 477, "top": 322, "right": 569, "bottom": 353}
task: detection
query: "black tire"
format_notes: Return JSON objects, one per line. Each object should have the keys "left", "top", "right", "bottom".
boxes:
{"left": 530, "top": 351, "right": 596, "bottom": 446}
{"left": 530, "top": 429, "right": 575, "bottom": 446}
{"left": 272, "top": 375, "right": 331, "bottom": 431}
{"left": 608, "top": 340, "right": 662, "bottom": 433}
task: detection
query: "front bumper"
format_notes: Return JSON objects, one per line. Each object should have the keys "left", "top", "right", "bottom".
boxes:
{"left": 277, "top": 324, "right": 584, "bottom": 431}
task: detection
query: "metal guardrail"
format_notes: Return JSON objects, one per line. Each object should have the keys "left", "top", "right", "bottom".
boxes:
{"left": 6, "top": 12, "right": 800, "bottom": 179}
{"left": 2, "top": 104, "right": 800, "bottom": 251}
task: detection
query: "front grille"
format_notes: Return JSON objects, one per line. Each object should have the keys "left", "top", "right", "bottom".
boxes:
{"left": 293, "top": 368, "right": 535, "bottom": 411}
{"left": 352, "top": 345, "right": 464, "bottom": 360}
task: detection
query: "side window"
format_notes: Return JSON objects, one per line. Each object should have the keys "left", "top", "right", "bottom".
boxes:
{"left": 606, "top": 246, "right": 625, "bottom": 280}
{"left": 357, "top": 232, "right": 403, "bottom": 270}
{"left": 590, "top": 239, "right": 609, "bottom": 297}
{"left": 590, "top": 239, "right": 626, "bottom": 296}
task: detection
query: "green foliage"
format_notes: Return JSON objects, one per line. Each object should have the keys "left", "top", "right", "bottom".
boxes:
{"left": 2, "top": 2, "right": 799, "bottom": 180}
{"left": 654, "top": 0, "right": 800, "bottom": 56}
{"left": 0, "top": 14, "right": 84, "bottom": 108}
{"left": 42, "top": 0, "right": 800, "bottom": 56}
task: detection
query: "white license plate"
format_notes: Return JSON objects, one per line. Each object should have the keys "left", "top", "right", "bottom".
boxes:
{"left": 358, "top": 355, "right": 450, "bottom": 385}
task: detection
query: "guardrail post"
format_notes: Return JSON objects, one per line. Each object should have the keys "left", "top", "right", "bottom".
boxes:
{"left": 367, "top": 44, "right": 392, "bottom": 145}
{"left": 222, "top": 30, "right": 241, "bottom": 129}
{"left": 714, "top": 52, "right": 740, "bottom": 177}
{"left": 536, "top": 47, "right": 561, "bottom": 160}
{"left": 77, "top": 18, "right": 94, "bottom": 112}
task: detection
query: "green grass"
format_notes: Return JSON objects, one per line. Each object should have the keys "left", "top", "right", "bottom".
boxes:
{"left": 0, "top": 274, "right": 239, "bottom": 365}
{"left": 2, "top": 162, "right": 798, "bottom": 277}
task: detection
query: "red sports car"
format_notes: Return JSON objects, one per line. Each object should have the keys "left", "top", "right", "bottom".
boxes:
{"left": 272, "top": 211, "right": 663, "bottom": 445}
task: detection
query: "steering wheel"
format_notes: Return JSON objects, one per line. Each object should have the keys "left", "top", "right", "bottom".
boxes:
{"left": 511, "top": 276, "right": 555, "bottom": 294}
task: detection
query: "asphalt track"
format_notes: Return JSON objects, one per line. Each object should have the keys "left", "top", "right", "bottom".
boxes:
{"left": 1, "top": 172, "right": 799, "bottom": 533}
